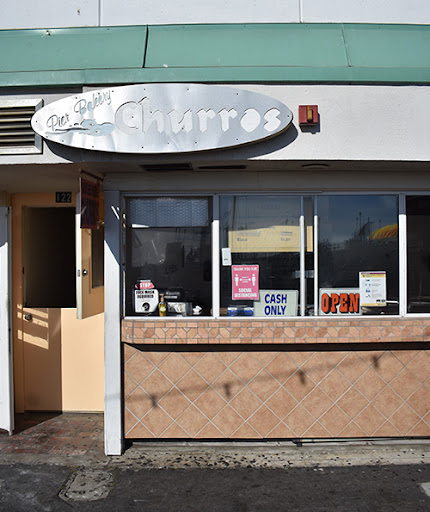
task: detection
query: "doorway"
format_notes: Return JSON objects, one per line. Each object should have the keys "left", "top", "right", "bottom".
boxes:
{"left": 12, "top": 193, "right": 105, "bottom": 416}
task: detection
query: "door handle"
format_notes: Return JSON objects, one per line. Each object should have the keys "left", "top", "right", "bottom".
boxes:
{"left": 24, "top": 313, "right": 32, "bottom": 321}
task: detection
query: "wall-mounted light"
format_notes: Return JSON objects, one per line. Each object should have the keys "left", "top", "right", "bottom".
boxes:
{"left": 299, "top": 105, "right": 319, "bottom": 126}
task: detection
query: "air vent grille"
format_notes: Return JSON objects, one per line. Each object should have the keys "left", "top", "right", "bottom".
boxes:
{"left": 0, "top": 100, "right": 43, "bottom": 155}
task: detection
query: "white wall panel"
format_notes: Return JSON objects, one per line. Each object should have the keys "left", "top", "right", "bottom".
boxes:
{"left": 0, "top": 85, "right": 428, "bottom": 170}
{"left": 2, "top": 0, "right": 429, "bottom": 29}
{"left": 100, "top": 0, "right": 300, "bottom": 26}
{"left": 1, "top": 0, "right": 99, "bottom": 29}
{"left": 302, "top": 0, "right": 430, "bottom": 25}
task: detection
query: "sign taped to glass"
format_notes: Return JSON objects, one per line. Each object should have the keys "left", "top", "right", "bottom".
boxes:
{"left": 232, "top": 265, "right": 259, "bottom": 300}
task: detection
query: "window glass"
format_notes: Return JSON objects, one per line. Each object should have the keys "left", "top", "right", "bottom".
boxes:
{"left": 318, "top": 195, "right": 399, "bottom": 315}
{"left": 407, "top": 196, "right": 430, "bottom": 313}
{"left": 91, "top": 226, "right": 104, "bottom": 288}
{"left": 125, "top": 197, "right": 212, "bottom": 317}
{"left": 220, "top": 196, "right": 303, "bottom": 317}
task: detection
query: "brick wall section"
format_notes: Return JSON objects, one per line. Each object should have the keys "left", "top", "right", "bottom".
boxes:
{"left": 121, "top": 318, "right": 430, "bottom": 345}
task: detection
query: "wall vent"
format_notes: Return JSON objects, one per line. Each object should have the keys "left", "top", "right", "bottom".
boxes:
{"left": 0, "top": 99, "right": 43, "bottom": 155}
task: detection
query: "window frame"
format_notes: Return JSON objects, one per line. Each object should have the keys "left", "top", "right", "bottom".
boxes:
{"left": 121, "top": 191, "right": 430, "bottom": 320}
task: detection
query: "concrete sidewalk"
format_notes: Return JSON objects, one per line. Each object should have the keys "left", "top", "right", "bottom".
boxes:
{"left": 1, "top": 413, "right": 430, "bottom": 470}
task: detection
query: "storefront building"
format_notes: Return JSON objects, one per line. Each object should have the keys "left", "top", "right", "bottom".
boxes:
{"left": 0, "top": 3, "right": 430, "bottom": 455}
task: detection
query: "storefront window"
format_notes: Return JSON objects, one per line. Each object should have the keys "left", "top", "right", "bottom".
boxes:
{"left": 407, "top": 196, "right": 430, "bottom": 313}
{"left": 120, "top": 193, "right": 430, "bottom": 319}
{"left": 220, "top": 196, "right": 306, "bottom": 317}
{"left": 318, "top": 195, "right": 399, "bottom": 315}
{"left": 124, "top": 197, "right": 212, "bottom": 317}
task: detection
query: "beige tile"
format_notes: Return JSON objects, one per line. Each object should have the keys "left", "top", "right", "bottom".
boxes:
{"left": 283, "top": 371, "right": 315, "bottom": 402}
{"left": 303, "top": 421, "right": 332, "bottom": 438}
{"left": 318, "top": 369, "right": 351, "bottom": 401}
{"left": 158, "top": 354, "right": 192, "bottom": 384}
{"left": 125, "top": 421, "right": 155, "bottom": 439}
{"left": 248, "top": 369, "right": 282, "bottom": 401}
{"left": 231, "top": 422, "right": 261, "bottom": 439}
{"left": 194, "top": 389, "right": 227, "bottom": 419}
{"left": 126, "top": 387, "right": 155, "bottom": 420}
{"left": 301, "top": 387, "right": 335, "bottom": 419}
{"left": 229, "top": 354, "right": 263, "bottom": 383}
{"left": 193, "top": 353, "right": 227, "bottom": 384}
{"left": 141, "top": 369, "right": 174, "bottom": 401}
{"left": 318, "top": 405, "right": 351, "bottom": 436}
{"left": 141, "top": 406, "right": 174, "bottom": 437}
{"left": 160, "top": 422, "right": 189, "bottom": 438}
{"left": 266, "top": 387, "right": 298, "bottom": 420}
{"left": 407, "top": 421, "right": 430, "bottom": 436}
{"left": 336, "top": 353, "right": 372, "bottom": 384}
{"left": 247, "top": 405, "right": 280, "bottom": 437}
{"left": 354, "top": 404, "right": 387, "bottom": 436}
{"left": 373, "top": 351, "right": 405, "bottom": 383}
{"left": 196, "top": 422, "right": 227, "bottom": 439}
{"left": 212, "top": 368, "right": 244, "bottom": 401}
{"left": 337, "top": 421, "right": 367, "bottom": 438}
{"left": 407, "top": 386, "right": 430, "bottom": 418}
{"left": 124, "top": 372, "right": 139, "bottom": 398}
{"left": 370, "top": 386, "right": 403, "bottom": 419}
{"left": 125, "top": 351, "right": 156, "bottom": 384}
{"left": 158, "top": 389, "right": 192, "bottom": 419}
{"left": 124, "top": 407, "right": 140, "bottom": 436}
{"left": 230, "top": 387, "right": 263, "bottom": 420}
{"left": 176, "top": 369, "right": 210, "bottom": 402}
{"left": 406, "top": 351, "right": 430, "bottom": 383}
{"left": 265, "top": 353, "right": 299, "bottom": 384}
{"left": 176, "top": 405, "right": 209, "bottom": 437}
{"left": 389, "top": 404, "right": 421, "bottom": 435}
{"left": 354, "top": 369, "right": 387, "bottom": 401}
{"left": 212, "top": 405, "right": 244, "bottom": 437}
{"left": 389, "top": 369, "right": 422, "bottom": 400}
{"left": 267, "top": 422, "right": 295, "bottom": 439}
{"left": 284, "top": 405, "right": 315, "bottom": 437}
{"left": 372, "top": 420, "right": 401, "bottom": 437}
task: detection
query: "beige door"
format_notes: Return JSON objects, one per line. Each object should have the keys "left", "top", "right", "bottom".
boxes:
{"left": 76, "top": 193, "right": 104, "bottom": 319}
{"left": 13, "top": 195, "right": 76, "bottom": 411}
{"left": 12, "top": 193, "right": 105, "bottom": 413}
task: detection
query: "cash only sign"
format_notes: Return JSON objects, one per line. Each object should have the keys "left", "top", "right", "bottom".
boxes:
{"left": 31, "top": 84, "right": 293, "bottom": 153}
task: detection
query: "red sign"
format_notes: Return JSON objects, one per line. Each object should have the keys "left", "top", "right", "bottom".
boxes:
{"left": 320, "top": 292, "right": 360, "bottom": 314}
{"left": 232, "top": 265, "right": 259, "bottom": 300}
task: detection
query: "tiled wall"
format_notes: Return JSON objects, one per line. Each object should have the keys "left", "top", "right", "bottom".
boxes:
{"left": 124, "top": 345, "right": 430, "bottom": 439}
{"left": 123, "top": 318, "right": 430, "bottom": 439}
{"left": 122, "top": 318, "right": 430, "bottom": 345}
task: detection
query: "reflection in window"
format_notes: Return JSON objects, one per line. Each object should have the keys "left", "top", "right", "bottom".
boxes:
{"left": 318, "top": 196, "right": 399, "bottom": 315}
{"left": 125, "top": 197, "right": 212, "bottom": 317}
{"left": 407, "top": 196, "right": 430, "bottom": 313}
{"left": 220, "top": 196, "right": 303, "bottom": 317}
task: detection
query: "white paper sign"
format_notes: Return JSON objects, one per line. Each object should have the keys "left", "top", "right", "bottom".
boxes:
{"left": 254, "top": 290, "right": 298, "bottom": 317}
{"left": 359, "top": 271, "right": 387, "bottom": 307}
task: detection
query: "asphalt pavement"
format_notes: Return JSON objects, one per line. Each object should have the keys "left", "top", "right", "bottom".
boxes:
{"left": 2, "top": 414, "right": 430, "bottom": 511}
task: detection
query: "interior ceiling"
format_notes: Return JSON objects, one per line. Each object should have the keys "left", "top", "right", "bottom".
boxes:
{"left": 0, "top": 160, "right": 428, "bottom": 194}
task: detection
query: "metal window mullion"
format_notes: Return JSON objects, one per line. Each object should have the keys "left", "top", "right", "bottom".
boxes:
{"left": 212, "top": 195, "right": 220, "bottom": 318}
{"left": 300, "top": 196, "right": 306, "bottom": 316}
{"left": 314, "top": 197, "right": 319, "bottom": 316}
{"left": 399, "top": 194, "right": 407, "bottom": 316}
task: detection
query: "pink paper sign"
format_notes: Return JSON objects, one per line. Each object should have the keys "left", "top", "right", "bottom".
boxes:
{"left": 232, "top": 265, "right": 259, "bottom": 300}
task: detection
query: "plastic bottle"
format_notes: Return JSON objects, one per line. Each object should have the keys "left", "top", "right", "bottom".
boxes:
{"left": 158, "top": 294, "right": 166, "bottom": 317}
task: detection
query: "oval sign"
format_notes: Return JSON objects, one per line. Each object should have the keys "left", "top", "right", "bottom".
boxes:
{"left": 31, "top": 84, "right": 293, "bottom": 154}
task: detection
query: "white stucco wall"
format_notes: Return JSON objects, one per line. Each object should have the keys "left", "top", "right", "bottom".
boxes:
{"left": 0, "top": 85, "right": 428, "bottom": 174}
{"left": 1, "top": 0, "right": 430, "bottom": 29}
